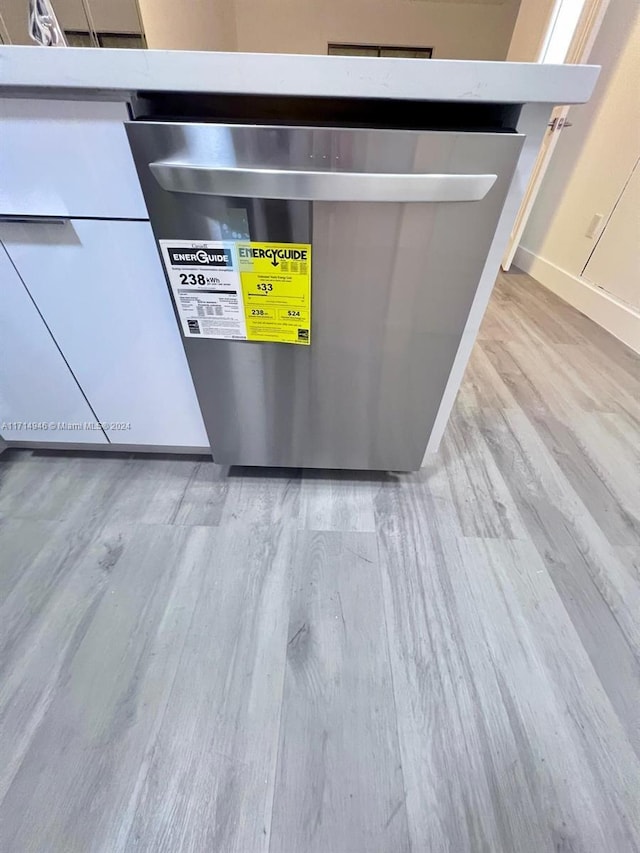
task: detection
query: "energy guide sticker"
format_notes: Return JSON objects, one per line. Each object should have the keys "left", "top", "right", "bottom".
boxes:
{"left": 159, "top": 240, "right": 311, "bottom": 345}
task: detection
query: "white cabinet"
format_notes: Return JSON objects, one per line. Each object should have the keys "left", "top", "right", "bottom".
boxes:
{"left": 0, "top": 244, "right": 107, "bottom": 444}
{"left": 583, "top": 160, "right": 640, "bottom": 311}
{"left": 0, "top": 219, "right": 208, "bottom": 448}
{"left": 0, "top": 99, "right": 147, "bottom": 219}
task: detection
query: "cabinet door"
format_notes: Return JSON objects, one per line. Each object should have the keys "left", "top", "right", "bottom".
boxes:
{"left": 0, "top": 220, "right": 208, "bottom": 448}
{"left": 0, "top": 244, "right": 107, "bottom": 444}
{"left": 583, "top": 159, "right": 640, "bottom": 311}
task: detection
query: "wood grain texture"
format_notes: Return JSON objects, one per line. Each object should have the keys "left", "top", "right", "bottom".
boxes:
{"left": 375, "top": 485, "right": 640, "bottom": 852}
{"left": 115, "top": 523, "right": 294, "bottom": 853}
{"left": 0, "top": 522, "right": 294, "bottom": 853}
{"left": 0, "top": 270, "right": 638, "bottom": 852}
{"left": 473, "top": 383, "right": 640, "bottom": 757}
{"left": 298, "top": 471, "right": 380, "bottom": 532}
{"left": 170, "top": 458, "right": 228, "bottom": 526}
{"left": 220, "top": 466, "right": 301, "bottom": 526}
{"left": 0, "top": 451, "right": 121, "bottom": 522}
{"left": 0, "top": 523, "right": 198, "bottom": 851}
{"left": 270, "top": 531, "right": 410, "bottom": 853}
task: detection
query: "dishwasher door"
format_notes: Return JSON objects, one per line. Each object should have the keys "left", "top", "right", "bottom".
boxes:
{"left": 126, "top": 122, "right": 523, "bottom": 471}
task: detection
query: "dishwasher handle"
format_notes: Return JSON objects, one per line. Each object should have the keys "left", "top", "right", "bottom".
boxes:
{"left": 148, "top": 162, "right": 497, "bottom": 203}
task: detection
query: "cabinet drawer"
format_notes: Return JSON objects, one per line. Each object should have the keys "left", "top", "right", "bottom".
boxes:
{"left": 0, "top": 99, "right": 147, "bottom": 219}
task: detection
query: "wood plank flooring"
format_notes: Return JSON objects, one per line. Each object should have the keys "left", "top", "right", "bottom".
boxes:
{"left": 1, "top": 270, "right": 639, "bottom": 853}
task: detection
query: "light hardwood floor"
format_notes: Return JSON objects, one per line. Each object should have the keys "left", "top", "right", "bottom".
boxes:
{"left": 1, "top": 270, "right": 639, "bottom": 853}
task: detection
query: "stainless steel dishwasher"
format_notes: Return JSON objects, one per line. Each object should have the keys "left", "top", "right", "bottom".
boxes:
{"left": 127, "top": 113, "right": 523, "bottom": 470}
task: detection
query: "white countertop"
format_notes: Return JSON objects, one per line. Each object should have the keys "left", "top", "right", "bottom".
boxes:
{"left": 0, "top": 46, "right": 599, "bottom": 105}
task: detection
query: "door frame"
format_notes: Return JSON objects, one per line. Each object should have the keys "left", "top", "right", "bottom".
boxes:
{"left": 502, "top": 0, "right": 611, "bottom": 270}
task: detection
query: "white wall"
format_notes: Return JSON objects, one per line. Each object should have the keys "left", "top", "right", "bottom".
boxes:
{"left": 233, "top": 0, "right": 521, "bottom": 60}
{"left": 507, "top": 0, "right": 557, "bottom": 60}
{"left": 137, "top": 0, "right": 237, "bottom": 50}
{"left": 515, "top": 0, "right": 640, "bottom": 351}
{"left": 4, "top": 0, "right": 521, "bottom": 58}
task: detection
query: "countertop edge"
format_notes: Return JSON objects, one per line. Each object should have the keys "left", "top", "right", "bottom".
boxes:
{"left": 0, "top": 47, "right": 600, "bottom": 105}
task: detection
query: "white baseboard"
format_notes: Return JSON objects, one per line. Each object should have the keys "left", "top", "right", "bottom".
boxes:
{"left": 513, "top": 246, "right": 640, "bottom": 354}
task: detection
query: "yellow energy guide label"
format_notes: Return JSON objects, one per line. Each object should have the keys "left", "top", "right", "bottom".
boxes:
{"left": 159, "top": 239, "right": 311, "bottom": 346}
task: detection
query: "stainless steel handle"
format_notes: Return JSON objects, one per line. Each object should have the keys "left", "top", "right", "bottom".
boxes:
{"left": 0, "top": 215, "right": 69, "bottom": 225}
{"left": 149, "top": 163, "right": 497, "bottom": 202}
